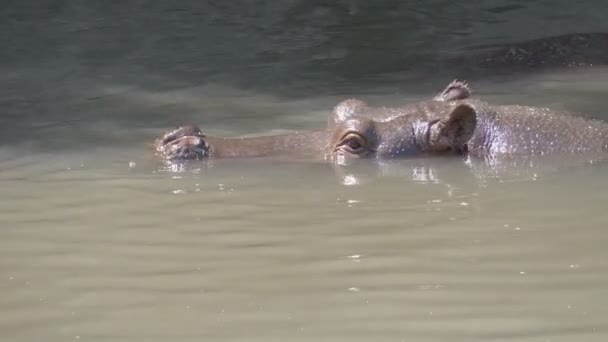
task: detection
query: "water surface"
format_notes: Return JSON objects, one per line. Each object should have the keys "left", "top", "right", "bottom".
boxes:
{"left": 2, "top": 2, "right": 608, "bottom": 341}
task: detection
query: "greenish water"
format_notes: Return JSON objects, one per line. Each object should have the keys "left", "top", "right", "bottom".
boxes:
{"left": 2, "top": 2, "right": 608, "bottom": 341}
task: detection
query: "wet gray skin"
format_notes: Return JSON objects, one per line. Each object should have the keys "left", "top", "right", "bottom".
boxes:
{"left": 156, "top": 80, "right": 608, "bottom": 164}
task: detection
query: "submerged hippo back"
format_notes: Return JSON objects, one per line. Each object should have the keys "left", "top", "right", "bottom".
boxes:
{"left": 461, "top": 99, "right": 608, "bottom": 157}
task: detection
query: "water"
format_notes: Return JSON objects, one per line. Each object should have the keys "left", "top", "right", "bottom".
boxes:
{"left": 2, "top": 2, "right": 608, "bottom": 341}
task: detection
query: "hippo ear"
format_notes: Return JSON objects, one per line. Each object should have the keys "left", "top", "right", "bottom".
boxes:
{"left": 429, "top": 104, "right": 477, "bottom": 152}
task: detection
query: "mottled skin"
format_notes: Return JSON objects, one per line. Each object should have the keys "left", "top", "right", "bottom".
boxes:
{"left": 354, "top": 98, "right": 608, "bottom": 159}
{"left": 449, "top": 100, "right": 608, "bottom": 157}
{"left": 156, "top": 80, "right": 608, "bottom": 163}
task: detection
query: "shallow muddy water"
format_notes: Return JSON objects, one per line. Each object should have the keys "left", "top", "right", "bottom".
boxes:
{"left": 2, "top": 2, "right": 608, "bottom": 341}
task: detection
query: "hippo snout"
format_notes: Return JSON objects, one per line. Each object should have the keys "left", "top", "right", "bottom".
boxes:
{"left": 156, "top": 125, "right": 211, "bottom": 160}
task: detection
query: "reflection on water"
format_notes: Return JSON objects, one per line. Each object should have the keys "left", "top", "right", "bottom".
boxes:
{"left": 3, "top": 1, "right": 608, "bottom": 341}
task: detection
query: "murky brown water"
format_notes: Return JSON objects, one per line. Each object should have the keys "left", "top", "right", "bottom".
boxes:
{"left": 3, "top": 69, "right": 608, "bottom": 342}
{"left": 3, "top": 2, "right": 608, "bottom": 341}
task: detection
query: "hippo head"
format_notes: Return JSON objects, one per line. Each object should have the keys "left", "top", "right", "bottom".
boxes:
{"left": 326, "top": 99, "right": 477, "bottom": 163}
{"left": 156, "top": 99, "right": 478, "bottom": 163}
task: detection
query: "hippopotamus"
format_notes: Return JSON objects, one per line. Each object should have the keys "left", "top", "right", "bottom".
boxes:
{"left": 452, "top": 32, "right": 608, "bottom": 72}
{"left": 155, "top": 80, "right": 608, "bottom": 164}
{"left": 155, "top": 81, "right": 470, "bottom": 163}
{"left": 417, "top": 33, "right": 608, "bottom": 85}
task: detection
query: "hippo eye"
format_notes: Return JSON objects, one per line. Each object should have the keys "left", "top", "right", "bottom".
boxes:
{"left": 338, "top": 132, "right": 368, "bottom": 154}
{"left": 347, "top": 139, "right": 361, "bottom": 150}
